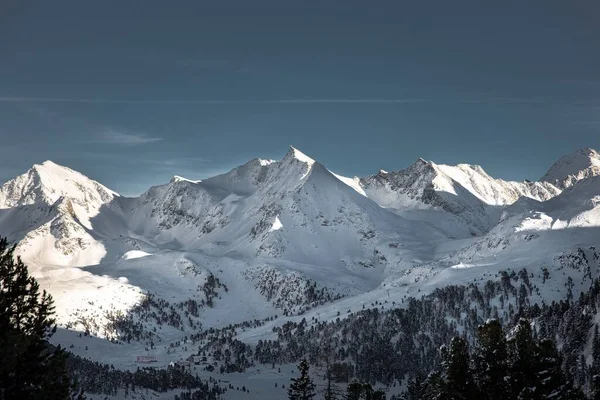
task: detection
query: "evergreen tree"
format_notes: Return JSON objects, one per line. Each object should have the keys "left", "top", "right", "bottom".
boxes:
{"left": 507, "top": 319, "right": 537, "bottom": 398}
{"left": 535, "top": 339, "right": 572, "bottom": 399}
{"left": 403, "top": 375, "right": 426, "bottom": 400}
{"left": 594, "top": 325, "right": 600, "bottom": 369}
{"left": 472, "top": 320, "right": 509, "bottom": 400}
{"left": 408, "top": 318, "right": 585, "bottom": 400}
{"left": 593, "top": 325, "right": 600, "bottom": 398}
{"left": 593, "top": 374, "right": 600, "bottom": 400}
{"left": 347, "top": 381, "right": 364, "bottom": 400}
{"left": 320, "top": 338, "right": 342, "bottom": 400}
{"left": 346, "top": 381, "right": 386, "bottom": 400}
{"left": 0, "top": 237, "right": 71, "bottom": 399}
{"left": 71, "top": 388, "right": 87, "bottom": 399}
{"left": 288, "top": 359, "right": 316, "bottom": 400}
{"left": 439, "top": 337, "right": 476, "bottom": 399}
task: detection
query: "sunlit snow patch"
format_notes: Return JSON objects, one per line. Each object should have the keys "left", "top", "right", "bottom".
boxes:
{"left": 258, "top": 158, "right": 276, "bottom": 166}
{"left": 171, "top": 175, "right": 201, "bottom": 184}
{"left": 330, "top": 171, "right": 367, "bottom": 197}
{"left": 450, "top": 262, "right": 473, "bottom": 269}
{"left": 122, "top": 250, "right": 153, "bottom": 260}
{"left": 270, "top": 216, "right": 283, "bottom": 232}
{"left": 290, "top": 146, "right": 316, "bottom": 180}
{"left": 291, "top": 146, "right": 315, "bottom": 165}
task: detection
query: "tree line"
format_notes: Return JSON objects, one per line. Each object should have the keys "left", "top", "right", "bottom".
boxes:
{"left": 0, "top": 236, "right": 224, "bottom": 399}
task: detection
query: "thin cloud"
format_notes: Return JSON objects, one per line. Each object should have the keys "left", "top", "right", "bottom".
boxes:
{"left": 0, "top": 96, "right": 426, "bottom": 105}
{"left": 100, "top": 130, "right": 163, "bottom": 145}
{"left": 572, "top": 120, "right": 600, "bottom": 125}
{"left": 263, "top": 99, "right": 427, "bottom": 104}
{"left": 142, "top": 157, "right": 210, "bottom": 167}
{"left": 459, "top": 96, "right": 552, "bottom": 105}
{"left": 565, "top": 79, "right": 600, "bottom": 87}
{"left": 2, "top": 95, "right": 593, "bottom": 107}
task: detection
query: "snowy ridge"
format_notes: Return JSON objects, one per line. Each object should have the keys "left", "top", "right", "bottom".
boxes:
{"left": 0, "top": 161, "right": 123, "bottom": 266}
{"left": 541, "top": 148, "right": 600, "bottom": 189}
{"left": 359, "top": 157, "right": 560, "bottom": 234}
{"left": 170, "top": 175, "right": 201, "bottom": 184}
{"left": 0, "top": 160, "right": 118, "bottom": 210}
{"left": 2, "top": 147, "right": 600, "bottom": 399}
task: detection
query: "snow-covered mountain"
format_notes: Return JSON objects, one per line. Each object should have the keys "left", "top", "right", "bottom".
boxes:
{"left": 541, "top": 147, "right": 600, "bottom": 189}
{"left": 0, "top": 160, "right": 122, "bottom": 266}
{"left": 1, "top": 147, "right": 596, "bottom": 296}
{"left": 0, "top": 160, "right": 117, "bottom": 210}
{"left": 3, "top": 147, "right": 600, "bottom": 399}
{"left": 122, "top": 147, "right": 449, "bottom": 275}
{"left": 359, "top": 157, "right": 560, "bottom": 235}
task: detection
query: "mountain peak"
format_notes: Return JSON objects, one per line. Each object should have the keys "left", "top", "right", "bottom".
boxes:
{"left": 257, "top": 158, "right": 276, "bottom": 166}
{"left": 577, "top": 147, "right": 599, "bottom": 156}
{"left": 286, "top": 146, "right": 315, "bottom": 165}
{"left": 0, "top": 160, "right": 118, "bottom": 209}
{"left": 39, "top": 160, "right": 59, "bottom": 167}
{"left": 32, "top": 159, "right": 68, "bottom": 171}
{"left": 170, "top": 175, "right": 201, "bottom": 184}
{"left": 541, "top": 148, "right": 600, "bottom": 188}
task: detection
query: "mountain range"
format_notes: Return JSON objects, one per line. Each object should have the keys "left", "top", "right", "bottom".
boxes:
{"left": 2, "top": 146, "right": 600, "bottom": 399}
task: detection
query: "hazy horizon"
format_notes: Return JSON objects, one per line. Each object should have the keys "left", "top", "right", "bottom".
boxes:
{"left": 1, "top": 1, "right": 599, "bottom": 195}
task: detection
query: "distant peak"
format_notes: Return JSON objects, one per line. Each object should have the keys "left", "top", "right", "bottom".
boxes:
{"left": 576, "top": 148, "right": 599, "bottom": 156}
{"left": 41, "top": 160, "right": 58, "bottom": 166}
{"left": 0, "top": 159, "right": 119, "bottom": 209}
{"left": 405, "top": 157, "right": 432, "bottom": 170}
{"left": 379, "top": 169, "right": 388, "bottom": 175}
{"left": 171, "top": 175, "right": 201, "bottom": 184}
{"left": 32, "top": 160, "right": 65, "bottom": 170}
{"left": 285, "top": 146, "right": 315, "bottom": 165}
{"left": 454, "top": 163, "right": 488, "bottom": 175}
{"left": 257, "top": 158, "right": 276, "bottom": 166}
{"left": 30, "top": 160, "right": 83, "bottom": 178}
{"left": 541, "top": 147, "right": 600, "bottom": 188}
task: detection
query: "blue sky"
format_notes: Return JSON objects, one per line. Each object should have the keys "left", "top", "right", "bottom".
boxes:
{"left": 0, "top": 1, "right": 599, "bottom": 195}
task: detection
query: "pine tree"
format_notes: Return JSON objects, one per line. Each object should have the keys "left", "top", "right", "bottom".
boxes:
{"left": 440, "top": 337, "right": 476, "bottom": 399}
{"left": 346, "top": 381, "right": 363, "bottom": 400}
{"left": 403, "top": 375, "right": 426, "bottom": 400}
{"left": 72, "top": 388, "right": 87, "bottom": 399}
{"left": 371, "top": 389, "right": 387, "bottom": 400}
{"left": 346, "top": 381, "right": 386, "bottom": 400}
{"left": 472, "top": 319, "right": 509, "bottom": 400}
{"left": 535, "top": 339, "right": 571, "bottom": 399}
{"left": 593, "top": 324, "right": 600, "bottom": 394}
{"left": 288, "top": 359, "right": 316, "bottom": 400}
{"left": 0, "top": 237, "right": 71, "bottom": 399}
{"left": 507, "top": 319, "right": 537, "bottom": 398}
{"left": 320, "top": 338, "right": 341, "bottom": 400}
{"left": 593, "top": 374, "right": 600, "bottom": 400}
{"left": 594, "top": 325, "right": 600, "bottom": 366}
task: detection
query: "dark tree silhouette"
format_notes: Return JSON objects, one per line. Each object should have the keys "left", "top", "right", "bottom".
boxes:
{"left": 0, "top": 237, "right": 71, "bottom": 399}
{"left": 288, "top": 359, "right": 316, "bottom": 400}
{"left": 412, "top": 319, "right": 586, "bottom": 400}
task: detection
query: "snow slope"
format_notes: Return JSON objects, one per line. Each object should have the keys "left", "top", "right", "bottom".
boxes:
{"left": 359, "top": 157, "right": 560, "bottom": 235}
{"left": 0, "top": 161, "right": 125, "bottom": 266}
{"left": 2, "top": 147, "right": 600, "bottom": 399}
{"left": 541, "top": 147, "right": 600, "bottom": 189}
